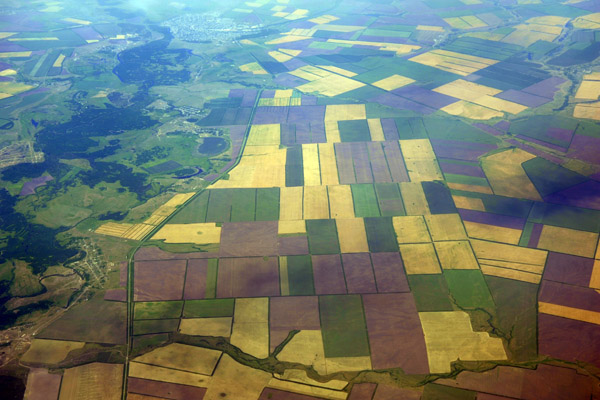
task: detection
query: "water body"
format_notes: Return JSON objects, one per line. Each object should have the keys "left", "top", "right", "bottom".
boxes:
{"left": 198, "top": 137, "right": 228, "bottom": 155}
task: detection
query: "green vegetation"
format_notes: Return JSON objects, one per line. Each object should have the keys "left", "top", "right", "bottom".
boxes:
{"left": 134, "top": 301, "right": 183, "bottom": 320}
{"left": 319, "top": 295, "right": 370, "bottom": 358}
{"left": 183, "top": 298, "right": 234, "bottom": 318}
{"left": 408, "top": 275, "right": 454, "bottom": 312}
{"left": 287, "top": 255, "right": 315, "bottom": 296}
{"left": 351, "top": 184, "right": 381, "bottom": 217}
{"left": 306, "top": 219, "right": 340, "bottom": 255}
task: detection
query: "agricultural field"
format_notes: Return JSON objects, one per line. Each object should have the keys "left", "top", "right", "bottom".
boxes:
{"left": 1, "top": 0, "right": 600, "bottom": 399}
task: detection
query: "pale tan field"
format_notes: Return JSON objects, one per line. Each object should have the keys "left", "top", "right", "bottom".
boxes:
{"left": 481, "top": 148, "right": 542, "bottom": 201}
{"left": 372, "top": 74, "right": 415, "bottom": 91}
{"left": 446, "top": 182, "right": 493, "bottom": 194}
{"left": 574, "top": 102, "right": 600, "bottom": 120}
{"left": 278, "top": 219, "right": 306, "bottom": 235}
{"left": 367, "top": 118, "right": 386, "bottom": 141}
{"left": 328, "top": 185, "right": 355, "bottom": 218}
{"left": 573, "top": 13, "right": 600, "bottom": 29}
{"left": 151, "top": 223, "right": 221, "bottom": 244}
{"left": 318, "top": 143, "right": 340, "bottom": 185}
{"left": 129, "top": 362, "right": 211, "bottom": 388}
{"left": 434, "top": 240, "right": 479, "bottom": 269}
{"left": 268, "top": 50, "right": 293, "bottom": 62}
{"left": 302, "top": 143, "right": 321, "bottom": 186}
{"left": 246, "top": 124, "right": 281, "bottom": 146}
{"left": 133, "top": 343, "right": 221, "bottom": 375}
{"left": 419, "top": 311, "right": 507, "bottom": 373}
{"left": 211, "top": 145, "right": 287, "bottom": 188}
{"left": 409, "top": 49, "right": 497, "bottom": 76}
{"left": 303, "top": 185, "right": 329, "bottom": 220}
{"left": 317, "top": 65, "right": 357, "bottom": 77}
{"left": 463, "top": 221, "right": 522, "bottom": 245}
{"left": 471, "top": 239, "right": 547, "bottom": 283}
{"left": 444, "top": 15, "right": 487, "bottom": 29}
{"left": 400, "top": 139, "right": 443, "bottom": 181}
{"left": 60, "top": 363, "right": 123, "bottom": 400}
{"left": 434, "top": 80, "right": 526, "bottom": 114}
{"left": 393, "top": 216, "right": 431, "bottom": 243}
{"left": 442, "top": 100, "right": 506, "bottom": 120}
{"left": 21, "top": 339, "right": 85, "bottom": 364}
{"left": 537, "top": 225, "right": 598, "bottom": 258}
{"left": 279, "top": 256, "right": 289, "bottom": 296}
{"left": 239, "top": 62, "right": 268, "bottom": 75}
{"left": 336, "top": 218, "right": 369, "bottom": 253}
{"left": 325, "top": 356, "right": 372, "bottom": 374}
{"left": 538, "top": 302, "right": 600, "bottom": 325}
{"left": 230, "top": 298, "right": 269, "bottom": 358}
{"left": 326, "top": 39, "right": 420, "bottom": 55}
{"left": 451, "top": 195, "right": 486, "bottom": 211}
{"left": 399, "top": 182, "right": 431, "bottom": 215}
{"left": 280, "top": 186, "right": 304, "bottom": 220}
{"left": 179, "top": 317, "right": 233, "bottom": 337}
{"left": 425, "top": 214, "right": 468, "bottom": 241}
{"left": 399, "top": 243, "right": 441, "bottom": 274}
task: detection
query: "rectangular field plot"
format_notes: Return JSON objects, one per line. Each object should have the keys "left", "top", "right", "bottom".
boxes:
{"left": 409, "top": 49, "right": 498, "bottom": 76}
{"left": 216, "top": 257, "right": 280, "bottom": 298}
{"left": 286, "top": 255, "right": 316, "bottom": 295}
{"left": 134, "top": 301, "right": 183, "bottom": 320}
{"left": 312, "top": 254, "right": 347, "bottom": 295}
{"left": 336, "top": 218, "right": 369, "bottom": 253}
{"left": 376, "top": 183, "right": 405, "bottom": 217}
{"left": 364, "top": 217, "right": 399, "bottom": 252}
{"left": 319, "top": 295, "right": 370, "bottom": 358}
{"left": 341, "top": 253, "right": 377, "bottom": 294}
{"left": 306, "top": 219, "right": 340, "bottom": 254}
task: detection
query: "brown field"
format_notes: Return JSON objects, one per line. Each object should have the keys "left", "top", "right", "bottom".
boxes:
{"left": 21, "top": 339, "right": 85, "bottom": 365}
{"left": 24, "top": 368, "right": 62, "bottom": 400}
{"left": 133, "top": 343, "right": 221, "bottom": 375}
{"left": 59, "top": 363, "right": 123, "bottom": 400}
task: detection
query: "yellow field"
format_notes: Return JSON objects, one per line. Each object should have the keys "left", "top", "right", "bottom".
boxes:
{"left": 317, "top": 65, "right": 357, "bottom": 77}
{"left": 246, "top": 124, "right": 281, "bottom": 146}
{"left": 434, "top": 241, "right": 479, "bottom": 270}
{"left": 0, "top": 33, "right": 16, "bottom": 40}
{"left": 211, "top": 145, "right": 287, "bottom": 188}
{"left": 258, "top": 97, "right": 301, "bottom": 106}
{"left": 336, "top": 218, "right": 369, "bottom": 253}
{"left": 309, "top": 15, "right": 339, "bottom": 24}
{"left": 452, "top": 195, "right": 485, "bottom": 211}
{"left": 399, "top": 243, "right": 441, "bottom": 274}
{"left": 303, "top": 185, "right": 329, "bottom": 220}
{"left": 481, "top": 148, "right": 542, "bottom": 201}
{"left": 417, "top": 25, "right": 445, "bottom": 32}
{"left": 480, "top": 265, "right": 541, "bottom": 284}
{"left": 447, "top": 182, "right": 493, "bottom": 194}
{"left": 399, "top": 139, "right": 443, "bottom": 181}
{"left": 60, "top": 363, "right": 123, "bottom": 400}
{"left": 134, "top": 343, "right": 221, "bottom": 375}
{"left": 230, "top": 298, "right": 269, "bottom": 359}
{"left": 539, "top": 302, "right": 600, "bottom": 325}
{"left": 372, "top": 74, "right": 415, "bottom": 91}
{"left": 275, "top": 89, "right": 294, "bottom": 98}
{"left": 179, "top": 317, "right": 233, "bottom": 337}
{"left": 268, "top": 50, "right": 293, "bottom": 62}
{"left": 444, "top": 16, "right": 487, "bottom": 29}
{"left": 277, "top": 330, "right": 327, "bottom": 374}
{"left": 318, "top": 143, "right": 339, "bottom": 185}
{"left": 129, "top": 362, "right": 210, "bottom": 388}
{"left": 316, "top": 24, "right": 365, "bottom": 33}
{"left": 0, "top": 68, "right": 16, "bottom": 76}
{"left": 326, "top": 39, "right": 420, "bottom": 55}
{"left": 419, "top": 311, "right": 507, "bottom": 373}
{"left": 63, "top": 17, "right": 91, "bottom": 24}
{"left": 399, "top": 182, "right": 431, "bottom": 215}
{"left": 279, "top": 48, "right": 302, "bottom": 57}
{"left": 0, "top": 81, "right": 35, "bottom": 95}
{"left": 266, "top": 35, "right": 312, "bottom": 45}
{"left": 409, "top": 49, "right": 497, "bottom": 76}
{"left": 471, "top": 238, "right": 547, "bottom": 283}
{"left": 537, "top": 225, "right": 598, "bottom": 258}
{"left": 527, "top": 16, "right": 570, "bottom": 26}
{"left": 267, "top": 377, "right": 347, "bottom": 399}
{"left": 239, "top": 62, "right": 268, "bottom": 75}
{"left": 278, "top": 220, "right": 306, "bottom": 234}
{"left": 21, "top": 339, "right": 85, "bottom": 364}
{"left": 434, "top": 80, "right": 527, "bottom": 114}
{"left": 280, "top": 187, "right": 304, "bottom": 220}
{"left": 302, "top": 143, "right": 321, "bottom": 186}
{"left": 284, "top": 9, "right": 309, "bottom": 20}
{"left": 366, "top": 118, "right": 385, "bottom": 141}
{"left": 466, "top": 31, "right": 507, "bottom": 41}
{"left": 501, "top": 29, "right": 557, "bottom": 47}
{"left": 296, "top": 73, "right": 365, "bottom": 97}
{"left": 590, "top": 259, "right": 600, "bottom": 289}
{"left": 52, "top": 54, "right": 66, "bottom": 67}
{"left": 95, "top": 222, "right": 155, "bottom": 241}
{"left": 575, "top": 80, "right": 600, "bottom": 100}
{"left": 8, "top": 37, "right": 59, "bottom": 41}
{"left": 573, "top": 102, "right": 600, "bottom": 121}
{"left": 280, "top": 256, "right": 290, "bottom": 296}
{"left": 325, "top": 104, "right": 366, "bottom": 122}
{"left": 204, "top": 355, "right": 271, "bottom": 400}
{"left": 392, "top": 216, "right": 431, "bottom": 243}
{"left": 425, "top": 214, "right": 468, "bottom": 241}
{"left": 463, "top": 221, "right": 522, "bottom": 245}
{"left": 151, "top": 223, "right": 221, "bottom": 244}
{"left": 325, "top": 356, "right": 372, "bottom": 373}
{"left": 328, "top": 185, "right": 355, "bottom": 218}
{"left": 573, "top": 13, "right": 600, "bottom": 29}
{"left": 442, "top": 100, "right": 504, "bottom": 120}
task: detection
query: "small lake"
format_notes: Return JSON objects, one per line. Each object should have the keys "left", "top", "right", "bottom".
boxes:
{"left": 198, "top": 137, "right": 228, "bottom": 155}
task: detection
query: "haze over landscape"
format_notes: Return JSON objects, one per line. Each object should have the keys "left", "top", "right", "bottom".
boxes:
{"left": 0, "top": 0, "right": 600, "bottom": 398}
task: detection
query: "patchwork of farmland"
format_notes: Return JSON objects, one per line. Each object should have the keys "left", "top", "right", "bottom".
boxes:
{"left": 3, "top": 0, "right": 600, "bottom": 399}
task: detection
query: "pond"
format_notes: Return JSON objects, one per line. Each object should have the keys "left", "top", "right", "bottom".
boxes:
{"left": 197, "top": 137, "right": 228, "bottom": 155}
